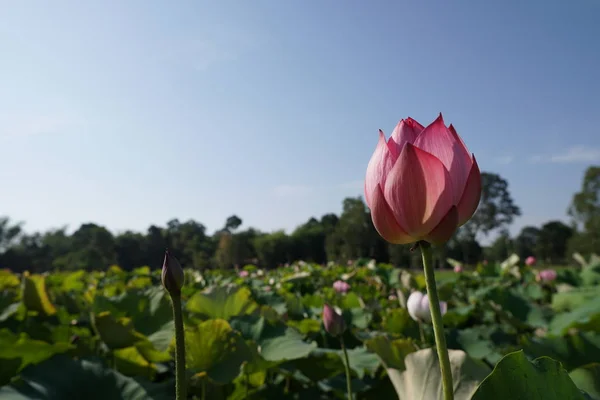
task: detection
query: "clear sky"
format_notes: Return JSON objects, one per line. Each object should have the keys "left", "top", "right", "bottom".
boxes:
{"left": 1, "top": 1, "right": 599, "bottom": 241}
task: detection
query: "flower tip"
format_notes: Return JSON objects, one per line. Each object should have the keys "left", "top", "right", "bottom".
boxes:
{"left": 322, "top": 304, "right": 346, "bottom": 337}
{"left": 161, "top": 250, "right": 185, "bottom": 296}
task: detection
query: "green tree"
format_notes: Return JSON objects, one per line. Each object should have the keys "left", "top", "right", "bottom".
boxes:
{"left": 253, "top": 231, "right": 292, "bottom": 268}
{"left": 513, "top": 226, "right": 540, "bottom": 260}
{"left": 224, "top": 215, "right": 242, "bottom": 232}
{"left": 328, "top": 197, "right": 387, "bottom": 262}
{"left": 114, "top": 231, "right": 148, "bottom": 270}
{"left": 52, "top": 223, "right": 116, "bottom": 271}
{"left": 536, "top": 221, "right": 573, "bottom": 264}
{"left": 567, "top": 166, "right": 600, "bottom": 257}
{"left": 485, "top": 229, "right": 514, "bottom": 262}
{"left": 165, "top": 219, "right": 213, "bottom": 269}
{"left": 568, "top": 166, "right": 600, "bottom": 230}
{"left": 463, "top": 172, "right": 521, "bottom": 240}
{"left": 0, "top": 217, "right": 22, "bottom": 252}
{"left": 291, "top": 218, "right": 327, "bottom": 263}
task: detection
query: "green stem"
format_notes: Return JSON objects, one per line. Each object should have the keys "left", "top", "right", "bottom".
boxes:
{"left": 340, "top": 337, "right": 353, "bottom": 400}
{"left": 418, "top": 320, "right": 426, "bottom": 344}
{"left": 171, "top": 294, "right": 187, "bottom": 400}
{"left": 419, "top": 241, "right": 453, "bottom": 400}
{"left": 246, "top": 370, "right": 250, "bottom": 398}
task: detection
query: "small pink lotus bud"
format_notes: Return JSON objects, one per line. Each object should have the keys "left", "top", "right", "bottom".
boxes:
{"left": 525, "top": 256, "right": 537, "bottom": 266}
{"left": 239, "top": 270, "right": 249, "bottom": 278}
{"left": 536, "top": 269, "right": 556, "bottom": 282}
{"left": 332, "top": 280, "right": 351, "bottom": 294}
{"left": 161, "top": 250, "right": 184, "bottom": 296}
{"left": 364, "top": 114, "right": 481, "bottom": 245}
{"left": 322, "top": 304, "right": 346, "bottom": 337}
{"left": 454, "top": 264, "right": 463, "bottom": 273}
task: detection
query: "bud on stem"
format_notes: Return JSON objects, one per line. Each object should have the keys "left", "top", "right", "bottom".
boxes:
{"left": 322, "top": 304, "right": 346, "bottom": 337}
{"left": 162, "top": 250, "right": 184, "bottom": 296}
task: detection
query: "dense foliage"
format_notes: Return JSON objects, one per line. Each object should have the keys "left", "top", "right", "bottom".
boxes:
{"left": 1, "top": 253, "right": 600, "bottom": 399}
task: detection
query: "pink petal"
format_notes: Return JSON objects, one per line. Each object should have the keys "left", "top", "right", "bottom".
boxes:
{"left": 413, "top": 114, "right": 472, "bottom": 206}
{"left": 424, "top": 206, "right": 458, "bottom": 245}
{"left": 388, "top": 117, "right": 424, "bottom": 157}
{"left": 449, "top": 124, "right": 471, "bottom": 156}
{"left": 369, "top": 184, "right": 415, "bottom": 244}
{"left": 365, "top": 130, "right": 395, "bottom": 208}
{"left": 456, "top": 155, "right": 482, "bottom": 226}
{"left": 384, "top": 143, "right": 454, "bottom": 238}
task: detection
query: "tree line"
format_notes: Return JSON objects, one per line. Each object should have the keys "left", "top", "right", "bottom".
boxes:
{"left": 0, "top": 167, "right": 598, "bottom": 272}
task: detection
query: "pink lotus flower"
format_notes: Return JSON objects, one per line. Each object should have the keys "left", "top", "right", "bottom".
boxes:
{"left": 525, "top": 256, "right": 537, "bottom": 266}
{"left": 454, "top": 264, "right": 463, "bottom": 273}
{"left": 333, "top": 280, "right": 351, "bottom": 294}
{"left": 365, "top": 114, "right": 481, "bottom": 245}
{"left": 322, "top": 304, "right": 346, "bottom": 337}
{"left": 238, "top": 270, "right": 249, "bottom": 278}
{"left": 537, "top": 269, "right": 557, "bottom": 282}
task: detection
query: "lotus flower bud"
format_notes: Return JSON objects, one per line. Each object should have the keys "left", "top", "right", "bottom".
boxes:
{"left": 525, "top": 256, "right": 537, "bottom": 266}
{"left": 332, "top": 280, "right": 351, "bottom": 294}
{"left": 365, "top": 114, "right": 481, "bottom": 245}
{"left": 239, "top": 270, "right": 249, "bottom": 278}
{"left": 322, "top": 304, "right": 346, "bottom": 337}
{"left": 406, "top": 291, "right": 447, "bottom": 323}
{"left": 536, "top": 269, "right": 557, "bottom": 282}
{"left": 161, "top": 250, "right": 184, "bottom": 296}
{"left": 454, "top": 264, "right": 463, "bottom": 273}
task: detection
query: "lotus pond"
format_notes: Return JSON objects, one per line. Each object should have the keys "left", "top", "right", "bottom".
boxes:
{"left": 1, "top": 254, "right": 600, "bottom": 399}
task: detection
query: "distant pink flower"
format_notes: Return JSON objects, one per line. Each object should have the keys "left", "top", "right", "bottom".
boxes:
{"left": 364, "top": 114, "right": 481, "bottom": 245}
{"left": 525, "top": 256, "right": 537, "bottom": 266}
{"left": 388, "top": 294, "right": 398, "bottom": 301}
{"left": 537, "top": 269, "right": 557, "bottom": 282}
{"left": 347, "top": 260, "right": 354, "bottom": 266}
{"left": 264, "top": 285, "right": 272, "bottom": 292}
{"left": 333, "top": 280, "right": 351, "bottom": 294}
{"left": 454, "top": 264, "right": 463, "bottom": 273}
{"left": 239, "top": 270, "right": 249, "bottom": 278}
{"left": 482, "top": 260, "right": 488, "bottom": 266}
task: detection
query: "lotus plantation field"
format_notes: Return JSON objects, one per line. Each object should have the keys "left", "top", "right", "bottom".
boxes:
{"left": 1, "top": 254, "right": 599, "bottom": 399}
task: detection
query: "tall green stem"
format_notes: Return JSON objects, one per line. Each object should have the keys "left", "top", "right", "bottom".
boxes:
{"left": 340, "top": 337, "right": 353, "bottom": 400}
{"left": 171, "top": 294, "right": 187, "bottom": 400}
{"left": 419, "top": 241, "right": 453, "bottom": 400}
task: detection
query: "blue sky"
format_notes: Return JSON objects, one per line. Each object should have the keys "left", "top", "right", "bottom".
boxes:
{"left": 1, "top": 1, "right": 599, "bottom": 242}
